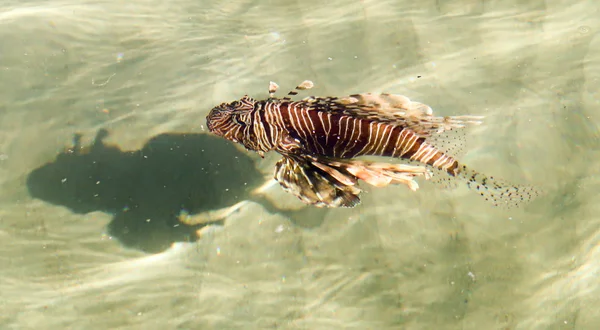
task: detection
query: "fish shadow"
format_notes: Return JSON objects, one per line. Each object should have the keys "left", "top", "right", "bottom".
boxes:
{"left": 26, "top": 129, "right": 270, "bottom": 253}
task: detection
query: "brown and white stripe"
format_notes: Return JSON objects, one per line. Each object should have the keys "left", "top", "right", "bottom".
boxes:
{"left": 208, "top": 91, "right": 460, "bottom": 176}
{"left": 252, "top": 98, "right": 459, "bottom": 176}
{"left": 205, "top": 83, "right": 539, "bottom": 209}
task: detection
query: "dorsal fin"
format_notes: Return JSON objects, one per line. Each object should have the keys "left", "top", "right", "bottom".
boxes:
{"left": 299, "top": 93, "right": 484, "bottom": 138}
{"left": 268, "top": 80, "right": 314, "bottom": 100}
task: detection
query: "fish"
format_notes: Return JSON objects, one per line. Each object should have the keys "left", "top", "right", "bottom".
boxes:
{"left": 205, "top": 80, "right": 539, "bottom": 208}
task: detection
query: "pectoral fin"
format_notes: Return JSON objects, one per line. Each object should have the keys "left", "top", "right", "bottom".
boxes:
{"left": 274, "top": 154, "right": 362, "bottom": 208}
{"left": 322, "top": 159, "right": 431, "bottom": 191}
{"left": 274, "top": 154, "right": 431, "bottom": 208}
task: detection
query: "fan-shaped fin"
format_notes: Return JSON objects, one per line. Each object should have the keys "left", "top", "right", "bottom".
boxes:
{"left": 274, "top": 154, "right": 430, "bottom": 208}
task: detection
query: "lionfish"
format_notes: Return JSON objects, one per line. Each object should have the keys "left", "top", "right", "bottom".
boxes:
{"left": 206, "top": 80, "right": 538, "bottom": 208}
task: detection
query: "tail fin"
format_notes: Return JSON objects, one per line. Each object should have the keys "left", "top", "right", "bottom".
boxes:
{"left": 455, "top": 164, "right": 540, "bottom": 208}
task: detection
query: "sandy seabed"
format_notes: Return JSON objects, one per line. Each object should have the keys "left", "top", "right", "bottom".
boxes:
{"left": 1, "top": 0, "right": 600, "bottom": 328}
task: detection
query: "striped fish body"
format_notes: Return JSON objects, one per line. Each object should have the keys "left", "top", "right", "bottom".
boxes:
{"left": 206, "top": 82, "right": 538, "bottom": 208}
{"left": 257, "top": 98, "right": 459, "bottom": 176}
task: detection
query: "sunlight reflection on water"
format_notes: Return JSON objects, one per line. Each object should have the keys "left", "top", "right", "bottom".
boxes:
{"left": 1, "top": 0, "right": 600, "bottom": 328}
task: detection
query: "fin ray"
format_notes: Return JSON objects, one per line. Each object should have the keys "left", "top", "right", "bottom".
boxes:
{"left": 274, "top": 154, "right": 431, "bottom": 208}
{"left": 274, "top": 155, "right": 361, "bottom": 208}
{"left": 302, "top": 93, "right": 484, "bottom": 137}
{"left": 319, "top": 158, "right": 431, "bottom": 191}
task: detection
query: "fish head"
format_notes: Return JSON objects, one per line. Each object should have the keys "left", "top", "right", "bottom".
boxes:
{"left": 206, "top": 95, "right": 256, "bottom": 145}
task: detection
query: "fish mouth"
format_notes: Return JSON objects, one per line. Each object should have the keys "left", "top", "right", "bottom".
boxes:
{"left": 205, "top": 109, "right": 220, "bottom": 133}
{"left": 205, "top": 116, "right": 214, "bottom": 132}
{"left": 205, "top": 118, "right": 225, "bottom": 137}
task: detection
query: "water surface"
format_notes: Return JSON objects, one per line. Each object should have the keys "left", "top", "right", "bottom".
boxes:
{"left": 1, "top": 0, "right": 599, "bottom": 328}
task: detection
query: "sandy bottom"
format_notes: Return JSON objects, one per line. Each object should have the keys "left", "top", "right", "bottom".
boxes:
{"left": 1, "top": 0, "right": 600, "bottom": 328}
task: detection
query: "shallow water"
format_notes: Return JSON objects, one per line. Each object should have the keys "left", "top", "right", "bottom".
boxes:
{"left": 1, "top": 0, "right": 600, "bottom": 328}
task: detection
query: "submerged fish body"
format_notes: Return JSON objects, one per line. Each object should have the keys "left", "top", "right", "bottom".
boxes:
{"left": 206, "top": 81, "right": 538, "bottom": 208}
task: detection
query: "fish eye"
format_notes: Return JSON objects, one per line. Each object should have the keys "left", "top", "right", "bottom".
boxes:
{"left": 231, "top": 115, "right": 245, "bottom": 126}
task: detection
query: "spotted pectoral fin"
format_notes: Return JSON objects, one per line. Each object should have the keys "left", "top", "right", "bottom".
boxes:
{"left": 274, "top": 155, "right": 362, "bottom": 208}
